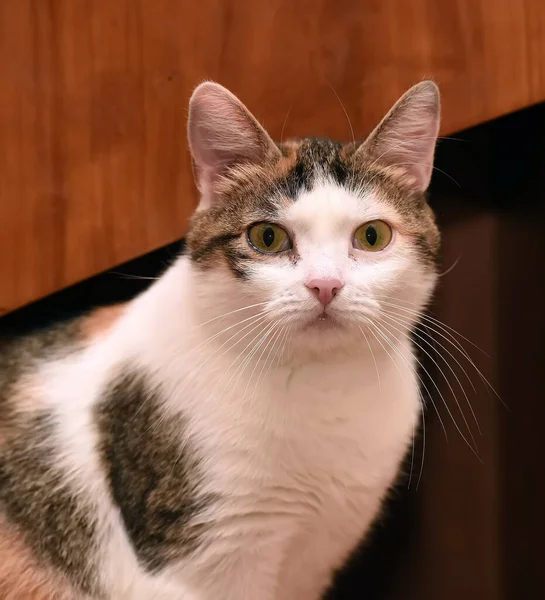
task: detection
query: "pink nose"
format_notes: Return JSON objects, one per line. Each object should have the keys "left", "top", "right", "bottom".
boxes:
{"left": 305, "top": 278, "right": 344, "bottom": 306}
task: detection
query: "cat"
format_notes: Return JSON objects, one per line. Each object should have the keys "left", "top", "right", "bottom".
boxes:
{"left": 0, "top": 79, "right": 441, "bottom": 600}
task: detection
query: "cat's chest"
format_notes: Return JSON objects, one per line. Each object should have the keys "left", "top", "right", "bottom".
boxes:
{"left": 189, "top": 356, "right": 418, "bottom": 506}
{"left": 148, "top": 354, "right": 419, "bottom": 597}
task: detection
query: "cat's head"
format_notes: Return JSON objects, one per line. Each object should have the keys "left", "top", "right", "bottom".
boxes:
{"left": 186, "top": 82, "right": 440, "bottom": 355}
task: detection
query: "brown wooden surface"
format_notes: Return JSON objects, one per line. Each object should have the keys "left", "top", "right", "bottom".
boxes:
{"left": 2, "top": 0, "right": 545, "bottom": 314}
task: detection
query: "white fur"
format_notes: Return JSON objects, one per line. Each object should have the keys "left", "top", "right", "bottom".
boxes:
{"left": 39, "top": 180, "right": 436, "bottom": 599}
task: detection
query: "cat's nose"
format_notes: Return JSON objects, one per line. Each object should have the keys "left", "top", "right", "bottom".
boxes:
{"left": 305, "top": 278, "right": 344, "bottom": 306}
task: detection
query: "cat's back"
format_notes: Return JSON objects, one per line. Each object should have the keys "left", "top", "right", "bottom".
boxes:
{"left": 0, "top": 305, "right": 133, "bottom": 600}
{"left": 0, "top": 304, "right": 126, "bottom": 433}
{"left": 0, "top": 319, "right": 82, "bottom": 433}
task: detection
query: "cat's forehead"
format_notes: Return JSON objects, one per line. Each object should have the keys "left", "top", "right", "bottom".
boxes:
{"left": 276, "top": 139, "right": 399, "bottom": 233}
{"left": 278, "top": 137, "right": 352, "bottom": 194}
{"left": 282, "top": 180, "right": 390, "bottom": 238}
{"left": 213, "top": 136, "right": 401, "bottom": 219}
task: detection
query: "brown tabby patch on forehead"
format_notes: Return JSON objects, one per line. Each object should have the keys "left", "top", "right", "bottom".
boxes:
{"left": 187, "top": 137, "right": 440, "bottom": 279}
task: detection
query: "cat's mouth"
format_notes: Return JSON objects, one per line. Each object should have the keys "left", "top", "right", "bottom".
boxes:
{"left": 304, "top": 311, "right": 341, "bottom": 331}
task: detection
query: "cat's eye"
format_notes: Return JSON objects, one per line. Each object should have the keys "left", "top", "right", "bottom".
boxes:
{"left": 353, "top": 220, "right": 393, "bottom": 252}
{"left": 248, "top": 222, "right": 291, "bottom": 254}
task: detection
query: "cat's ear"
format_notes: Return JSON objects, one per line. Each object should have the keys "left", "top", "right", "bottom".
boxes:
{"left": 356, "top": 81, "right": 440, "bottom": 192}
{"left": 188, "top": 82, "right": 281, "bottom": 208}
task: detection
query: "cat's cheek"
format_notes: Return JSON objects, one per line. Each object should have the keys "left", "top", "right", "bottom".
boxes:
{"left": 248, "top": 260, "right": 301, "bottom": 299}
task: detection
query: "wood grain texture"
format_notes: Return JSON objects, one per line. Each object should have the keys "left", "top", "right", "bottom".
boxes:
{"left": 1, "top": 0, "right": 545, "bottom": 313}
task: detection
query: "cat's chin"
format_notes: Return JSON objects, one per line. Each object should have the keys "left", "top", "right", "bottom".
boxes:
{"left": 288, "top": 315, "right": 359, "bottom": 357}
{"left": 302, "top": 312, "right": 341, "bottom": 332}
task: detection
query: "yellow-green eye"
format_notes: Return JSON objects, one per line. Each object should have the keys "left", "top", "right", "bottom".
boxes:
{"left": 353, "top": 220, "right": 393, "bottom": 252}
{"left": 248, "top": 223, "right": 291, "bottom": 254}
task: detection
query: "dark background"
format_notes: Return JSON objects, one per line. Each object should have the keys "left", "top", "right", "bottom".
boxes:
{"left": 1, "top": 103, "right": 544, "bottom": 599}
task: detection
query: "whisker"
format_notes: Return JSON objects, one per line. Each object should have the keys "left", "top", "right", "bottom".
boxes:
{"left": 408, "top": 417, "right": 416, "bottom": 490}
{"left": 276, "top": 324, "right": 293, "bottom": 368}
{"left": 379, "top": 311, "right": 480, "bottom": 447}
{"left": 364, "top": 138, "right": 460, "bottom": 188}
{"left": 262, "top": 322, "right": 289, "bottom": 383}
{"left": 280, "top": 103, "right": 293, "bottom": 145}
{"left": 358, "top": 325, "right": 381, "bottom": 392}
{"left": 191, "top": 309, "right": 271, "bottom": 355}
{"left": 272, "top": 324, "right": 290, "bottom": 370}
{"left": 380, "top": 310, "right": 481, "bottom": 432}
{"left": 239, "top": 322, "right": 280, "bottom": 401}
{"left": 365, "top": 324, "right": 428, "bottom": 489}
{"left": 266, "top": 324, "right": 287, "bottom": 377}
{"left": 368, "top": 321, "right": 447, "bottom": 441}
{"left": 250, "top": 321, "right": 284, "bottom": 399}
{"left": 145, "top": 313, "right": 270, "bottom": 434}
{"left": 226, "top": 321, "right": 279, "bottom": 401}
{"left": 324, "top": 78, "right": 355, "bottom": 147}
{"left": 417, "top": 319, "right": 491, "bottom": 394}
{"left": 437, "top": 256, "right": 461, "bottom": 277}
{"left": 408, "top": 400, "right": 426, "bottom": 491}
{"left": 197, "top": 301, "right": 269, "bottom": 328}
{"left": 437, "top": 135, "right": 468, "bottom": 142}
{"left": 208, "top": 321, "right": 275, "bottom": 408}
{"left": 376, "top": 318, "right": 481, "bottom": 460}
{"left": 377, "top": 298, "right": 502, "bottom": 402}
{"left": 417, "top": 404, "right": 426, "bottom": 490}
{"left": 110, "top": 272, "right": 160, "bottom": 281}
{"left": 168, "top": 321, "right": 275, "bottom": 474}
{"left": 419, "top": 324, "right": 477, "bottom": 393}
{"left": 192, "top": 313, "right": 270, "bottom": 378}
{"left": 372, "top": 161, "right": 461, "bottom": 188}
{"left": 377, "top": 296, "right": 490, "bottom": 357}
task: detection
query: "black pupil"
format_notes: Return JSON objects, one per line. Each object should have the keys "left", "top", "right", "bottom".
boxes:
{"left": 263, "top": 226, "right": 275, "bottom": 248}
{"left": 366, "top": 225, "right": 378, "bottom": 246}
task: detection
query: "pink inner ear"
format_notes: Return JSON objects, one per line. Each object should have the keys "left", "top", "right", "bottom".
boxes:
{"left": 381, "top": 119, "right": 437, "bottom": 187}
{"left": 189, "top": 98, "right": 254, "bottom": 190}
{"left": 360, "top": 82, "right": 440, "bottom": 192}
{"left": 191, "top": 100, "right": 257, "bottom": 167}
{"left": 188, "top": 82, "right": 280, "bottom": 206}
{"left": 374, "top": 111, "right": 439, "bottom": 191}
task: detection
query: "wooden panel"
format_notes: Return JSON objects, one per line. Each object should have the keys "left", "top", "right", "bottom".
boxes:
{"left": 1, "top": 0, "right": 545, "bottom": 314}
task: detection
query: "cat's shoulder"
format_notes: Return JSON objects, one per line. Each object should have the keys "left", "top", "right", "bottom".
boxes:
{"left": 0, "top": 303, "right": 127, "bottom": 435}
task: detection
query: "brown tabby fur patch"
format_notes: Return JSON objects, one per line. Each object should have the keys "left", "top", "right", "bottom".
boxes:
{"left": 0, "top": 313, "right": 112, "bottom": 595}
